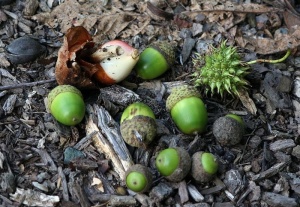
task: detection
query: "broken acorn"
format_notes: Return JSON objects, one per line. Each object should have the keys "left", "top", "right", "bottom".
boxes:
{"left": 125, "top": 164, "right": 153, "bottom": 193}
{"left": 213, "top": 114, "right": 245, "bottom": 146}
{"left": 55, "top": 26, "right": 139, "bottom": 88}
{"left": 191, "top": 151, "right": 218, "bottom": 183}
{"left": 166, "top": 85, "right": 207, "bottom": 135}
{"left": 155, "top": 147, "right": 191, "bottom": 182}
{"left": 120, "top": 102, "right": 157, "bottom": 148}
{"left": 47, "top": 85, "right": 85, "bottom": 126}
{"left": 134, "top": 41, "right": 176, "bottom": 80}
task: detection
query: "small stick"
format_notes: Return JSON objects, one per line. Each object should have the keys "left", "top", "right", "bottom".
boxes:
{"left": 0, "top": 78, "right": 56, "bottom": 91}
{"left": 247, "top": 49, "right": 291, "bottom": 65}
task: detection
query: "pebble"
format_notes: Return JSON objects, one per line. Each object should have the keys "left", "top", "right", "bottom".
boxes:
{"left": 195, "top": 39, "right": 213, "bottom": 55}
{"left": 192, "top": 23, "right": 203, "bottom": 37}
{"left": 294, "top": 57, "right": 300, "bottom": 68}
{"left": 6, "top": 36, "right": 46, "bottom": 64}
{"left": 292, "top": 145, "right": 300, "bottom": 159}
{"left": 248, "top": 135, "right": 262, "bottom": 149}
{"left": 262, "top": 192, "right": 298, "bottom": 207}
{"left": 223, "top": 169, "right": 244, "bottom": 195}
{"left": 149, "top": 182, "right": 173, "bottom": 202}
{"left": 63, "top": 147, "right": 85, "bottom": 164}
{"left": 181, "top": 37, "right": 196, "bottom": 64}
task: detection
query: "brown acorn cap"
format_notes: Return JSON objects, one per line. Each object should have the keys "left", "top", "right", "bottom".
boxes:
{"left": 165, "top": 147, "right": 191, "bottom": 182}
{"left": 191, "top": 151, "right": 216, "bottom": 183}
{"left": 149, "top": 41, "right": 176, "bottom": 68}
{"left": 213, "top": 116, "right": 244, "bottom": 146}
{"left": 166, "top": 85, "right": 200, "bottom": 111}
{"left": 125, "top": 164, "right": 153, "bottom": 193}
{"left": 120, "top": 115, "right": 157, "bottom": 148}
{"left": 47, "top": 85, "right": 83, "bottom": 112}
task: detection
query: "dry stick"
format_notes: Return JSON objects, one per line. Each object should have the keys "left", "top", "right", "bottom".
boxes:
{"left": 0, "top": 78, "right": 56, "bottom": 91}
{"left": 247, "top": 49, "right": 291, "bottom": 65}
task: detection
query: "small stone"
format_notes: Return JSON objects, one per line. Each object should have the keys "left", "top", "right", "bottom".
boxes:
{"left": 195, "top": 39, "right": 214, "bottom": 55}
{"left": 294, "top": 57, "right": 300, "bottom": 67}
{"left": 292, "top": 145, "right": 300, "bottom": 159}
{"left": 248, "top": 135, "right": 262, "bottom": 149}
{"left": 192, "top": 23, "right": 203, "bottom": 36}
{"left": 181, "top": 37, "right": 196, "bottom": 64}
{"left": 274, "top": 151, "right": 291, "bottom": 163}
{"left": 179, "top": 28, "right": 192, "bottom": 39}
{"left": 63, "top": 147, "right": 85, "bottom": 164}
{"left": 224, "top": 169, "right": 244, "bottom": 195}
{"left": 262, "top": 192, "right": 298, "bottom": 207}
{"left": 269, "top": 139, "right": 295, "bottom": 151}
{"left": 248, "top": 181, "right": 261, "bottom": 202}
{"left": 149, "top": 182, "right": 173, "bottom": 202}
{"left": 277, "top": 75, "right": 292, "bottom": 93}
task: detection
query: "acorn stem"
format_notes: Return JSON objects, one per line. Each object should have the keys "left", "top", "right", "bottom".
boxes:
{"left": 246, "top": 49, "right": 291, "bottom": 65}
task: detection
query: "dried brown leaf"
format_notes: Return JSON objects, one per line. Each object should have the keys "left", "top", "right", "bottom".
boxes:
{"left": 238, "top": 89, "right": 257, "bottom": 115}
{"left": 242, "top": 25, "right": 300, "bottom": 54}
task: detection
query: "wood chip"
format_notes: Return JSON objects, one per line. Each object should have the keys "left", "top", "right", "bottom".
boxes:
{"left": 251, "top": 162, "right": 290, "bottom": 181}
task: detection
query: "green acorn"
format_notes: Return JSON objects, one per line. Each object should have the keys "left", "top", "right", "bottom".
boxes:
{"left": 166, "top": 85, "right": 207, "bottom": 135}
{"left": 193, "top": 41, "right": 249, "bottom": 96}
{"left": 135, "top": 41, "right": 176, "bottom": 80}
{"left": 125, "top": 164, "right": 153, "bottom": 193}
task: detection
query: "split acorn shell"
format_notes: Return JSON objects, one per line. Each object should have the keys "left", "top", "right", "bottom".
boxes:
{"left": 120, "top": 102, "right": 157, "bottom": 148}
{"left": 166, "top": 85, "right": 207, "bottom": 135}
{"left": 135, "top": 41, "right": 176, "bottom": 80}
{"left": 191, "top": 151, "right": 218, "bottom": 183}
{"left": 47, "top": 85, "right": 85, "bottom": 126}
{"left": 212, "top": 115, "right": 244, "bottom": 146}
{"left": 155, "top": 147, "right": 191, "bottom": 182}
{"left": 125, "top": 164, "right": 153, "bottom": 193}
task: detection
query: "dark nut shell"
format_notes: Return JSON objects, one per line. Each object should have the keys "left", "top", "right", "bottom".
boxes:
{"left": 120, "top": 115, "right": 157, "bottom": 148}
{"left": 6, "top": 36, "right": 46, "bottom": 64}
{"left": 191, "top": 151, "right": 216, "bottom": 183}
{"left": 213, "top": 116, "right": 244, "bottom": 146}
{"left": 165, "top": 147, "right": 191, "bottom": 182}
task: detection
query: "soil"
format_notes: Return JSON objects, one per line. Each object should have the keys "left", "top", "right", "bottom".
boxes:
{"left": 0, "top": 0, "right": 300, "bottom": 207}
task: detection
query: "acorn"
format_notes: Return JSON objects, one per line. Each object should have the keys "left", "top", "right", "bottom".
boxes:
{"left": 134, "top": 41, "right": 176, "bottom": 80}
{"left": 91, "top": 40, "right": 139, "bottom": 85}
{"left": 47, "top": 85, "right": 85, "bottom": 126}
{"left": 193, "top": 40, "right": 249, "bottom": 96}
{"left": 120, "top": 102, "right": 157, "bottom": 148}
{"left": 166, "top": 85, "right": 207, "bottom": 135}
{"left": 155, "top": 147, "right": 191, "bottom": 182}
{"left": 191, "top": 151, "right": 218, "bottom": 183}
{"left": 125, "top": 164, "right": 153, "bottom": 193}
{"left": 212, "top": 114, "right": 245, "bottom": 146}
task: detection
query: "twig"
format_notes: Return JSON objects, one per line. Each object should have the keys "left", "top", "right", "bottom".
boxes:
{"left": 247, "top": 49, "right": 291, "bottom": 65}
{"left": 0, "top": 78, "right": 56, "bottom": 91}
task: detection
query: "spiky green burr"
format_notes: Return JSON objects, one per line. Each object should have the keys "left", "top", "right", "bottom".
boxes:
{"left": 193, "top": 41, "right": 249, "bottom": 96}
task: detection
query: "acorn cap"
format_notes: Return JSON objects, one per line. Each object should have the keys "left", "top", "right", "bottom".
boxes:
{"left": 125, "top": 164, "right": 153, "bottom": 193}
{"left": 165, "top": 147, "right": 191, "bottom": 182}
{"left": 213, "top": 116, "right": 244, "bottom": 146}
{"left": 191, "top": 151, "right": 218, "bottom": 183}
{"left": 120, "top": 115, "right": 157, "bottom": 148}
{"left": 166, "top": 85, "right": 200, "bottom": 111}
{"left": 149, "top": 41, "right": 176, "bottom": 68}
{"left": 47, "top": 85, "right": 83, "bottom": 112}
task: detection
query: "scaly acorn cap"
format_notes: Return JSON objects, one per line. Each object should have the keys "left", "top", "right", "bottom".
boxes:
{"left": 47, "top": 85, "right": 83, "bottom": 112}
{"left": 149, "top": 41, "right": 176, "bottom": 68}
{"left": 120, "top": 115, "right": 157, "bottom": 148}
{"left": 166, "top": 85, "right": 200, "bottom": 111}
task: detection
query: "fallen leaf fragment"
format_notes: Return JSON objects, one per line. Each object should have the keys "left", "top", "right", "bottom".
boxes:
{"left": 238, "top": 88, "right": 257, "bottom": 115}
